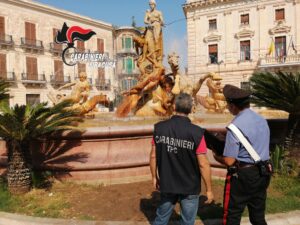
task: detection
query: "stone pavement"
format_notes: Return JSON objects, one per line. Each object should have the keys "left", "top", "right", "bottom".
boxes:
{"left": 0, "top": 210, "right": 299, "bottom": 225}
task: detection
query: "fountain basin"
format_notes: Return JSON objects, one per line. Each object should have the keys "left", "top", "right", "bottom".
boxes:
{"left": 0, "top": 119, "right": 288, "bottom": 185}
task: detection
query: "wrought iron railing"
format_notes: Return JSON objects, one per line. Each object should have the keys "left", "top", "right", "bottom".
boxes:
{"left": 21, "top": 38, "right": 43, "bottom": 49}
{"left": 0, "top": 34, "right": 13, "bottom": 45}
{"left": 21, "top": 73, "right": 46, "bottom": 81}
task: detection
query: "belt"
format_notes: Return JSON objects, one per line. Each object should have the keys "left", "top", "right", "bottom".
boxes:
{"left": 238, "top": 162, "right": 256, "bottom": 169}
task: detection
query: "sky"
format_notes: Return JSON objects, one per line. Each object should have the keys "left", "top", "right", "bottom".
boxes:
{"left": 35, "top": 0, "right": 188, "bottom": 69}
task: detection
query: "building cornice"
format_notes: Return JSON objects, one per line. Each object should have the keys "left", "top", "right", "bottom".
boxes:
{"left": 0, "top": 0, "right": 113, "bottom": 31}
{"left": 203, "top": 32, "right": 222, "bottom": 43}
{"left": 235, "top": 28, "right": 255, "bottom": 39}
{"left": 269, "top": 21, "right": 291, "bottom": 35}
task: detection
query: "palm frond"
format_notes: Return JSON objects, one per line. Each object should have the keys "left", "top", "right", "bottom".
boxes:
{"left": 250, "top": 71, "right": 300, "bottom": 114}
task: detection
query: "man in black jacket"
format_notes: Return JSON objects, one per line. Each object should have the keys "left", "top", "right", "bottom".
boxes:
{"left": 150, "top": 93, "right": 214, "bottom": 225}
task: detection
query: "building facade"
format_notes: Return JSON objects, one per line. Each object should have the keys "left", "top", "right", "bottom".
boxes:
{"left": 0, "top": 0, "right": 116, "bottom": 106}
{"left": 183, "top": 0, "right": 300, "bottom": 94}
{"left": 114, "top": 27, "right": 140, "bottom": 93}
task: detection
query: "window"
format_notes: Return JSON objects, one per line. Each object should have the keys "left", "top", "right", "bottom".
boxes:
{"left": 26, "top": 94, "right": 40, "bottom": 106}
{"left": 52, "top": 28, "right": 61, "bottom": 50}
{"left": 26, "top": 57, "right": 38, "bottom": 80}
{"left": 77, "top": 63, "right": 86, "bottom": 74}
{"left": 77, "top": 41, "right": 85, "bottom": 51}
{"left": 0, "top": 53, "right": 6, "bottom": 79}
{"left": 208, "top": 44, "right": 218, "bottom": 64}
{"left": 97, "top": 38, "right": 104, "bottom": 53}
{"left": 123, "top": 57, "right": 135, "bottom": 74}
{"left": 241, "top": 14, "right": 249, "bottom": 25}
{"left": 275, "top": 9, "right": 285, "bottom": 21}
{"left": 25, "top": 22, "right": 36, "bottom": 45}
{"left": 121, "top": 78, "right": 137, "bottom": 91}
{"left": 122, "top": 36, "right": 132, "bottom": 50}
{"left": 0, "top": 17, "right": 5, "bottom": 38}
{"left": 240, "top": 40, "right": 251, "bottom": 61}
{"left": 97, "top": 38, "right": 105, "bottom": 81}
{"left": 241, "top": 81, "right": 250, "bottom": 91}
{"left": 54, "top": 60, "right": 64, "bottom": 82}
{"left": 209, "top": 19, "right": 217, "bottom": 30}
{"left": 275, "top": 36, "right": 286, "bottom": 58}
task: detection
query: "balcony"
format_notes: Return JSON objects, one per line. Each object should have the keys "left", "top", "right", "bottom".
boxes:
{"left": 0, "top": 72, "right": 16, "bottom": 82}
{"left": 95, "top": 79, "right": 111, "bottom": 91}
{"left": 20, "top": 38, "right": 44, "bottom": 52}
{"left": 49, "top": 42, "right": 63, "bottom": 55}
{"left": 50, "top": 75, "right": 71, "bottom": 87}
{"left": 0, "top": 34, "right": 14, "bottom": 48}
{"left": 258, "top": 54, "right": 300, "bottom": 68}
{"left": 21, "top": 73, "right": 46, "bottom": 86}
{"left": 117, "top": 48, "right": 137, "bottom": 56}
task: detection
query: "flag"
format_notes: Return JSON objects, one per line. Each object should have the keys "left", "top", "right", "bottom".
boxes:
{"left": 267, "top": 40, "right": 275, "bottom": 56}
{"left": 291, "top": 40, "right": 297, "bottom": 54}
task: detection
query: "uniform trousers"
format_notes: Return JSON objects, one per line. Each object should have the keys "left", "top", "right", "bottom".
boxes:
{"left": 223, "top": 166, "right": 271, "bottom": 225}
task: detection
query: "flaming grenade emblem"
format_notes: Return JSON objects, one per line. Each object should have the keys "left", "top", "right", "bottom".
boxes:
{"left": 55, "top": 23, "right": 96, "bottom": 66}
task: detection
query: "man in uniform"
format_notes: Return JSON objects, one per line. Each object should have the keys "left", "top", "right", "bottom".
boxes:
{"left": 214, "top": 84, "right": 271, "bottom": 225}
{"left": 150, "top": 93, "right": 214, "bottom": 225}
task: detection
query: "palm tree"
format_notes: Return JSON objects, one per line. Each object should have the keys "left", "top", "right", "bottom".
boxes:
{"left": 0, "top": 100, "right": 82, "bottom": 194}
{"left": 250, "top": 71, "right": 300, "bottom": 155}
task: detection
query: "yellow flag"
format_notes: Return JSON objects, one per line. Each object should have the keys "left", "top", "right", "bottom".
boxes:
{"left": 267, "top": 40, "right": 275, "bottom": 55}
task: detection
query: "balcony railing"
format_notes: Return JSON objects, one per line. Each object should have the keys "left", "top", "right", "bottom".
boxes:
{"left": 0, "top": 72, "right": 16, "bottom": 82}
{"left": 50, "top": 75, "right": 71, "bottom": 85}
{"left": 117, "top": 48, "right": 137, "bottom": 55}
{"left": 49, "top": 42, "right": 62, "bottom": 54}
{"left": 0, "top": 34, "right": 13, "bottom": 46}
{"left": 20, "top": 38, "right": 43, "bottom": 50}
{"left": 95, "top": 79, "right": 111, "bottom": 91}
{"left": 21, "top": 73, "right": 46, "bottom": 84}
{"left": 259, "top": 54, "right": 300, "bottom": 68}
{"left": 120, "top": 69, "right": 140, "bottom": 76}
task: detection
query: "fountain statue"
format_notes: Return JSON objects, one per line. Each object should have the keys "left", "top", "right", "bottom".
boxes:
{"left": 47, "top": 72, "right": 110, "bottom": 116}
{"left": 196, "top": 72, "right": 227, "bottom": 113}
{"left": 116, "top": 1, "right": 215, "bottom": 117}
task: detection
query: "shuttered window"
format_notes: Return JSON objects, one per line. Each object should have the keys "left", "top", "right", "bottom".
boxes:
{"left": 97, "top": 38, "right": 104, "bottom": 53}
{"left": 240, "top": 40, "right": 251, "bottom": 61}
{"left": 208, "top": 44, "right": 218, "bottom": 64}
{"left": 275, "top": 9, "right": 285, "bottom": 21}
{"left": 54, "top": 60, "right": 64, "bottom": 82}
{"left": 241, "top": 14, "right": 249, "bottom": 25}
{"left": 53, "top": 28, "right": 61, "bottom": 50}
{"left": 26, "top": 94, "right": 40, "bottom": 106}
{"left": 0, "top": 54, "right": 6, "bottom": 79}
{"left": 97, "top": 38, "right": 105, "bottom": 81}
{"left": 26, "top": 57, "right": 38, "bottom": 80}
{"left": 0, "top": 17, "right": 5, "bottom": 37}
{"left": 77, "top": 41, "right": 85, "bottom": 51}
{"left": 25, "top": 22, "right": 36, "bottom": 45}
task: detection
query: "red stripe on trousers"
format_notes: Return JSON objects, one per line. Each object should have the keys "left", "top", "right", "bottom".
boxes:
{"left": 223, "top": 174, "right": 232, "bottom": 225}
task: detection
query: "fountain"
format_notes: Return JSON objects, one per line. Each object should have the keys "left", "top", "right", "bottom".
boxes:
{"left": 0, "top": 1, "right": 289, "bottom": 185}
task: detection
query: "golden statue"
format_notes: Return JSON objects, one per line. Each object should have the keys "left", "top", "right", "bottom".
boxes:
{"left": 197, "top": 73, "right": 227, "bottom": 113}
{"left": 47, "top": 72, "right": 110, "bottom": 116}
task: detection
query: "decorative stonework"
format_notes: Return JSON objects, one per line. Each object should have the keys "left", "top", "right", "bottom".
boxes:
{"left": 269, "top": 21, "right": 291, "bottom": 35}
{"left": 257, "top": 5, "right": 266, "bottom": 10}
{"left": 203, "top": 33, "right": 222, "bottom": 43}
{"left": 235, "top": 29, "right": 255, "bottom": 39}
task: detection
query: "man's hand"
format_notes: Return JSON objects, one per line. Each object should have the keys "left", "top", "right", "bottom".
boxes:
{"left": 152, "top": 177, "right": 160, "bottom": 190}
{"left": 205, "top": 191, "right": 214, "bottom": 204}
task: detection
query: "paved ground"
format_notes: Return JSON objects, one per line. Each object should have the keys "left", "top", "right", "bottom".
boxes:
{"left": 0, "top": 210, "right": 299, "bottom": 225}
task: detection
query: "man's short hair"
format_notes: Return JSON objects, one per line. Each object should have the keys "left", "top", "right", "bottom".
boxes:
{"left": 175, "top": 93, "right": 193, "bottom": 115}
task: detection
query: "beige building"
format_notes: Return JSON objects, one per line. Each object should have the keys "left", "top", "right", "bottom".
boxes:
{"left": 183, "top": 0, "right": 300, "bottom": 94}
{"left": 0, "top": 0, "right": 116, "bottom": 106}
{"left": 114, "top": 27, "right": 140, "bottom": 93}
